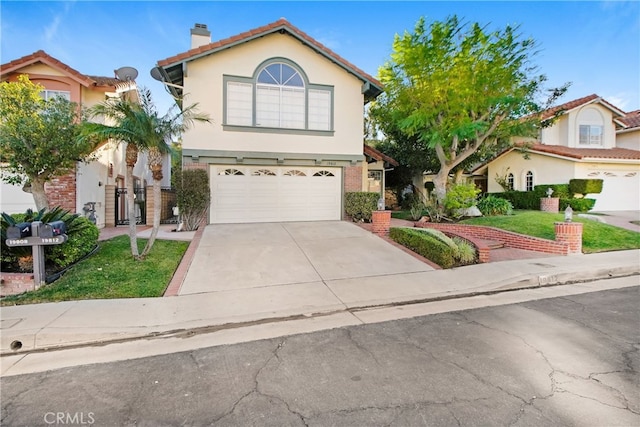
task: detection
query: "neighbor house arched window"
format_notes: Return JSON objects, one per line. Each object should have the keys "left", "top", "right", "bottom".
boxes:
{"left": 224, "top": 58, "right": 333, "bottom": 133}
{"left": 507, "top": 173, "right": 515, "bottom": 190}
{"left": 525, "top": 171, "right": 534, "bottom": 191}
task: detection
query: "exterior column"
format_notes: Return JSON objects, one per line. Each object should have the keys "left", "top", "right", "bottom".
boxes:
{"left": 555, "top": 222, "right": 583, "bottom": 254}
{"left": 104, "top": 185, "right": 116, "bottom": 227}
{"left": 372, "top": 210, "right": 391, "bottom": 236}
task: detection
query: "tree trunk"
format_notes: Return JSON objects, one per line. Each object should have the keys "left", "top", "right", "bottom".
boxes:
{"left": 432, "top": 168, "right": 450, "bottom": 204}
{"left": 30, "top": 177, "right": 49, "bottom": 211}
{"left": 140, "top": 178, "right": 161, "bottom": 258}
{"left": 140, "top": 147, "right": 163, "bottom": 258}
{"left": 125, "top": 144, "right": 140, "bottom": 259}
{"left": 453, "top": 169, "right": 464, "bottom": 184}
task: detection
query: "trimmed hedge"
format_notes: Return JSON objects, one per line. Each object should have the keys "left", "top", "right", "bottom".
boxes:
{"left": 570, "top": 179, "right": 603, "bottom": 196}
{"left": 389, "top": 227, "right": 455, "bottom": 268}
{"left": 345, "top": 192, "right": 380, "bottom": 222}
{"left": 477, "top": 195, "right": 513, "bottom": 216}
{"left": 492, "top": 191, "right": 539, "bottom": 210}
{"left": 534, "top": 184, "right": 570, "bottom": 199}
{"left": 560, "top": 198, "right": 596, "bottom": 212}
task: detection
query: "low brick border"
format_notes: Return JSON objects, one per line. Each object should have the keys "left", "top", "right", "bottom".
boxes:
{"left": 0, "top": 273, "right": 35, "bottom": 297}
{"left": 415, "top": 222, "right": 570, "bottom": 255}
{"left": 163, "top": 225, "right": 207, "bottom": 297}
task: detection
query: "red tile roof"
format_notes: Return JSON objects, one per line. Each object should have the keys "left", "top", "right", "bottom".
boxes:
{"left": 157, "top": 18, "right": 382, "bottom": 88}
{"left": 527, "top": 144, "right": 640, "bottom": 160}
{"left": 364, "top": 144, "right": 399, "bottom": 166}
{"left": 1, "top": 50, "right": 121, "bottom": 89}
{"left": 539, "top": 94, "right": 625, "bottom": 120}
{"left": 618, "top": 110, "right": 640, "bottom": 130}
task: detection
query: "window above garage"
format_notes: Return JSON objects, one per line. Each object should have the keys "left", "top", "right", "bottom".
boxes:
{"left": 223, "top": 58, "right": 334, "bottom": 136}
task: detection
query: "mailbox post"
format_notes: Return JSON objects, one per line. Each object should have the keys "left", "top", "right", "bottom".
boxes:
{"left": 5, "top": 220, "right": 68, "bottom": 288}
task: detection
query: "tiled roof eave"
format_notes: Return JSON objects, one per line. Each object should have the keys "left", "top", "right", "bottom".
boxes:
{"left": 157, "top": 19, "right": 382, "bottom": 92}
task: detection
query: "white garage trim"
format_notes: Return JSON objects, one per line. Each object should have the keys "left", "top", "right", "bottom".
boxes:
{"left": 210, "top": 165, "right": 342, "bottom": 223}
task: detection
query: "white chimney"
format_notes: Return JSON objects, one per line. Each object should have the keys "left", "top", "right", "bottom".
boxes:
{"left": 191, "top": 23, "right": 211, "bottom": 49}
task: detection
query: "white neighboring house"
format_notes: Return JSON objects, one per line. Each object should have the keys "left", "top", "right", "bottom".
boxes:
{"left": 0, "top": 50, "right": 170, "bottom": 227}
{"left": 155, "top": 20, "right": 396, "bottom": 224}
{"left": 472, "top": 94, "right": 640, "bottom": 211}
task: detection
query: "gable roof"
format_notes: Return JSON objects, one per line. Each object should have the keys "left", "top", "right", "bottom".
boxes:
{"left": 156, "top": 18, "right": 383, "bottom": 101}
{"left": 1, "top": 50, "right": 123, "bottom": 90}
{"left": 617, "top": 110, "right": 640, "bottom": 131}
{"left": 539, "top": 93, "right": 626, "bottom": 121}
{"left": 364, "top": 144, "right": 399, "bottom": 167}
{"left": 472, "top": 143, "right": 640, "bottom": 174}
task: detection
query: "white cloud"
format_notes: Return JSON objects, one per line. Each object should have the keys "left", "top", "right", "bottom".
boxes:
{"left": 44, "top": 14, "right": 62, "bottom": 43}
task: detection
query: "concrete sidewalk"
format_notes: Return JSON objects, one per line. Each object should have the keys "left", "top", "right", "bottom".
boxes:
{"left": 2, "top": 247, "right": 638, "bottom": 360}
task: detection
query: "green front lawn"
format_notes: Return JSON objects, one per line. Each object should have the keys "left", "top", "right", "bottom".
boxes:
{"left": 462, "top": 210, "right": 640, "bottom": 253}
{"left": 1, "top": 235, "right": 189, "bottom": 306}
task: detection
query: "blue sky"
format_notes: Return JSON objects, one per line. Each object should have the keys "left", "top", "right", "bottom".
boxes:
{"left": 2, "top": 1, "right": 639, "bottom": 115}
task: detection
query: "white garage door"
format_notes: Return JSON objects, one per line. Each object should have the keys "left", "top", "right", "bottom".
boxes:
{"left": 591, "top": 172, "right": 640, "bottom": 211}
{"left": 210, "top": 166, "right": 342, "bottom": 223}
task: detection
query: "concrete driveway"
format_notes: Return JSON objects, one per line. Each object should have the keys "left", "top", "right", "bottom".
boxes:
{"left": 179, "top": 221, "right": 434, "bottom": 295}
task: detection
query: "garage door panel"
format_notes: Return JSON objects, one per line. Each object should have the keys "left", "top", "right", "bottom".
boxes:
{"left": 210, "top": 166, "right": 342, "bottom": 223}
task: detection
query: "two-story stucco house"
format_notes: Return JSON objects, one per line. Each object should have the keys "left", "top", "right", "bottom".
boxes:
{"left": 0, "top": 50, "right": 170, "bottom": 226}
{"left": 472, "top": 95, "right": 640, "bottom": 211}
{"left": 155, "top": 19, "right": 395, "bottom": 224}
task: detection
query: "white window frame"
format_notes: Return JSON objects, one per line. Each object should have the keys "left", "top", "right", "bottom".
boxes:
{"left": 579, "top": 125, "right": 603, "bottom": 146}
{"left": 525, "top": 171, "right": 534, "bottom": 191}
{"left": 40, "top": 90, "right": 71, "bottom": 101}
{"left": 224, "top": 58, "right": 334, "bottom": 134}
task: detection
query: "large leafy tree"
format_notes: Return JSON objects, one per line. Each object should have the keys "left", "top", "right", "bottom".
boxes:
{"left": 84, "top": 88, "right": 209, "bottom": 260}
{"left": 370, "top": 16, "right": 567, "bottom": 202}
{"left": 0, "top": 75, "right": 94, "bottom": 210}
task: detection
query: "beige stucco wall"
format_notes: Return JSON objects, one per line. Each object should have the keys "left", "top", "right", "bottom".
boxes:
{"left": 486, "top": 151, "right": 576, "bottom": 193}
{"left": 182, "top": 33, "right": 365, "bottom": 157}
{"left": 18, "top": 64, "right": 67, "bottom": 77}
{"left": 541, "top": 104, "right": 617, "bottom": 148}
{"left": 616, "top": 129, "right": 640, "bottom": 150}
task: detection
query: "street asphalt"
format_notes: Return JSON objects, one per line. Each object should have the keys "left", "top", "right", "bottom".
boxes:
{"left": 1, "top": 284, "right": 638, "bottom": 426}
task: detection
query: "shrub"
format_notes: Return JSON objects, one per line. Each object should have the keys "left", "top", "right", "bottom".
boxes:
{"left": 389, "top": 227, "right": 455, "bottom": 268}
{"left": 1, "top": 207, "right": 99, "bottom": 271}
{"left": 534, "top": 184, "right": 570, "bottom": 199}
{"left": 416, "top": 228, "right": 459, "bottom": 257}
{"left": 452, "top": 236, "right": 477, "bottom": 265}
{"left": 569, "top": 179, "right": 603, "bottom": 196}
{"left": 477, "top": 195, "right": 513, "bottom": 216}
{"left": 176, "top": 169, "right": 210, "bottom": 231}
{"left": 492, "top": 191, "right": 539, "bottom": 210}
{"left": 345, "top": 192, "right": 380, "bottom": 222}
{"left": 444, "top": 183, "right": 481, "bottom": 218}
{"left": 560, "top": 198, "right": 596, "bottom": 212}
{"left": 424, "top": 193, "right": 445, "bottom": 223}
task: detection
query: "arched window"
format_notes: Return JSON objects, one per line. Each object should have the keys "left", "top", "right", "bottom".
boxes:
{"left": 525, "top": 171, "right": 534, "bottom": 191}
{"left": 284, "top": 170, "right": 306, "bottom": 176}
{"left": 220, "top": 168, "right": 244, "bottom": 176}
{"left": 256, "top": 63, "right": 305, "bottom": 129}
{"left": 313, "top": 170, "right": 334, "bottom": 177}
{"left": 507, "top": 173, "right": 514, "bottom": 190}
{"left": 251, "top": 169, "right": 276, "bottom": 176}
{"left": 225, "top": 58, "right": 333, "bottom": 132}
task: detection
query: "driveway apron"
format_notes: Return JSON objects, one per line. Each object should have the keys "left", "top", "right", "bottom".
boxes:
{"left": 179, "top": 221, "right": 434, "bottom": 296}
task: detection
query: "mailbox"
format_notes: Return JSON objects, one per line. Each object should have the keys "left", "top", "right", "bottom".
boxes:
{"left": 7, "top": 222, "right": 32, "bottom": 239}
{"left": 39, "top": 221, "right": 67, "bottom": 238}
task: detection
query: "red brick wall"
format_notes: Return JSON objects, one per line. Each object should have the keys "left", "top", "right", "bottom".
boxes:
{"left": 0, "top": 273, "right": 35, "bottom": 297}
{"left": 343, "top": 165, "right": 362, "bottom": 193}
{"left": 46, "top": 170, "right": 76, "bottom": 212}
{"left": 415, "top": 223, "right": 570, "bottom": 255}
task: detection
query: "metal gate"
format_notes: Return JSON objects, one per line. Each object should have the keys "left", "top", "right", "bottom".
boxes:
{"left": 115, "top": 187, "right": 146, "bottom": 225}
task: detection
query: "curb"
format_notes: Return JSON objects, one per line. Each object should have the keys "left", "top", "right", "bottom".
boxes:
{"left": 2, "top": 267, "right": 638, "bottom": 357}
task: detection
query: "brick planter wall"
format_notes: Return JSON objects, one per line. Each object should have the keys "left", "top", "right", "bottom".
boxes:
{"left": 415, "top": 223, "right": 570, "bottom": 255}
{"left": 540, "top": 197, "right": 560, "bottom": 213}
{"left": 0, "top": 273, "right": 35, "bottom": 297}
{"left": 554, "top": 222, "right": 583, "bottom": 254}
{"left": 371, "top": 210, "right": 391, "bottom": 236}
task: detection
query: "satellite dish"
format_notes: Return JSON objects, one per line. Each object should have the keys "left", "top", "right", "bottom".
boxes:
{"left": 115, "top": 66, "right": 138, "bottom": 81}
{"left": 150, "top": 67, "right": 164, "bottom": 82}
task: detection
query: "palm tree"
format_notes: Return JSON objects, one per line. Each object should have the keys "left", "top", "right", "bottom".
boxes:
{"left": 83, "top": 87, "right": 209, "bottom": 260}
